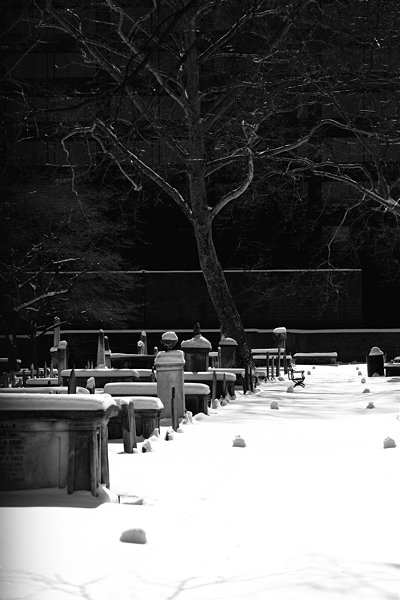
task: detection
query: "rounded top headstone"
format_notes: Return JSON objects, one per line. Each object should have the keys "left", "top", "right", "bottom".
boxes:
{"left": 162, "top": 331, "right": 178, "bottom": 342}
{"left": 369, "top": 346, "right": 383, "bottom": 356}
{"left": 181, "top": 335, "right": 212, "bottom": 349}
{"left": 161, "top": 331, "right": 178, "bottom": 351}
{"left": 181, "top": 324, "right": 212, "bottom": 349}
{"left": 273, "top": 326, "right": 287, "bottom": 339}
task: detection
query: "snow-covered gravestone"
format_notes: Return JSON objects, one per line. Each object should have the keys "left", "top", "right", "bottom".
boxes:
{"left": 181, "top": 323, "right": 212, "bottom": 372}
{"left": 0, "top": 393, "right": 118, "bottom": 495}
{"left": 154, "top": 332, "right": 185, "bottom": 420}
{"left": 96, "top": 329, "right": 106, "bottom": 368}
{"left": 273, "top": 326, "right": 287, "bottom": 376}
{"left": 366, "top": 346, "right": 385, "bottom": 377}
{"left": 218, "top": 336, "right": 238, "bottom": 368}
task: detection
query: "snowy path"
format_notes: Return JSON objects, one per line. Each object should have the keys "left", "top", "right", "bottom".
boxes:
{"left": 1, "top": 364, "right": 399, "bottom": 599}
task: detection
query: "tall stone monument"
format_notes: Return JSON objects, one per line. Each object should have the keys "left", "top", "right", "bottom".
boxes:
{"left": 154, "top": 332, "right": 185, "bottom": 421}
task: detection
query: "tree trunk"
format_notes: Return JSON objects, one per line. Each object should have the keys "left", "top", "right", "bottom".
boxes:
{"left": 195, "top": 225, "right": 253, "bottom": 367}
{"left": 183, "top": 12, "right": 252, "bottom": 367}
{"left": 189, "top": 173, "right": 252, "bottom": 366}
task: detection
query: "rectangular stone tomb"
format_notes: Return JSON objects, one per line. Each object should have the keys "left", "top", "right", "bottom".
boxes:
{"left": 384, "top": 362, "right": 400, "bottom": 376}
{"left": 111, "top": 353, "right": 156, "bottom": 370}
{"left": 206, "top": 368, "right": 245, "bottom": 387}
{"left": 293, "top": 352, "right": 338, "bottom": 365}
{"left": 184, "top": 371, "right": 236, "bottom": 399}
{"left": 251, "top": 349, "right": 291, "bottom": 366}
{"left": 0, "top": 393, "right": 118, "bottom": 496}
{"left": 26, "top": 378, "right": 59, "bottom": 387}
{"left": 182, "top": 383, "right": 210, "bottom": 415}
{"left": 61, "top": 368, "right": 140, "bottom": 389}
{"left": 0, "top": 386, "right": 89, "bottom": 395}
{"left": 104, "top": 382, "right": 158, "bottom": 396}
{"left": 133, "top": 369, "right": 155, "bottom": 381}
{"left": 104, "top": 381, "right": 210, "bottom": 417}
{"left": 107, "top": 396, "right": 164, "bottom": 439}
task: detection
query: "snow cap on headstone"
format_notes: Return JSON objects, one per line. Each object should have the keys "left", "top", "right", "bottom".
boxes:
{"left": 181, "top": 323, "right": 212, "bottom": 348}
{"left": 369, "top": 346, "right": 384, "bottom": 355}
{"left": 273, "top": 326, "right": 287, "bottom": 339}
{"left": 160, "top": 331, "right": 178, "bottom": 350}
{"left": 219, "top": 336, "right": 238, "bottom": 346}
{"left": 162, "top": 331, "right": 178, "bottom": 343}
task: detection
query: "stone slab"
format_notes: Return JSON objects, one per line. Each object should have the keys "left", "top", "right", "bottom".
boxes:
{"left": 294, "top": 352, "right": 338, "bottom": 364}
{"left": 0, "top": 387, "right": 89, "bottom": 395}
{"left": 112, "top": 396, "right": 164, "bottom": 410}
{"left": 61, "top": 369, "right": 140, "bottom": 388}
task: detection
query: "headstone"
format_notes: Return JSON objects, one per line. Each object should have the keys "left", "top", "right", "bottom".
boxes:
{"left": 96, "top": 329, "right": 106, "bottom": 368}
{"left": 367, "top": 346, "right": 384, "bottom": 377}
{"left": 218, "top": 336, "right": 238, "bottom": 368}
{"left": 121, "top": 401, "right": 137, "bottom": 453}
{"left": 57, "top": 341, "right": 68, "bottom": 385}
{"left": 154, "top": 332, "right": 185, "bottom": 419}
{"left": 273, "top": 326, "right": 287, "bottom": 375}
{"left": 49, "top": 316, "right": 61, "bottom": 371}
{"left": 104, "top": 336, "right": 112, "bottom": 368}
{"left": 140, "top": 331, "right": 148, "bottom": 355}
{"left": 181, "top": 323, "right": 212, "bottom": 372}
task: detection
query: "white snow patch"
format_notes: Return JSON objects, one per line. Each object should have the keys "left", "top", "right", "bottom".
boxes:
{"left": 1, "top": 364, "right": 399, "bottom": 600}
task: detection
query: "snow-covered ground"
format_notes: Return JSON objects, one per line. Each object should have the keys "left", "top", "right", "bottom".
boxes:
{"left": 1, "top": 363, "right": 399, "bottom": 600}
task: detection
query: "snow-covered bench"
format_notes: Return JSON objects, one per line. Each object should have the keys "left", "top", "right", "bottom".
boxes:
{"left": 287, "top": 364, "right": 305, "bottom": 387}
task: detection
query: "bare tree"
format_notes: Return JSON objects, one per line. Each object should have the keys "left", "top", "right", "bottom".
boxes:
{"left": 0, "top": 242, "right": 78, "bottom": 366}
{"left": 2, "top": 0, "right": 400, "bottom": 363}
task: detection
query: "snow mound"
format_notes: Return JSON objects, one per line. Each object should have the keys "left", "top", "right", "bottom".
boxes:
{"left": 120, "top": 528, "right": 147, "bottom": 544}
{"left": 232, "top": 435, "right": 246, "bottom": 448}
{"left": 383, "top": 437, "right": 396, "bottom": 449}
